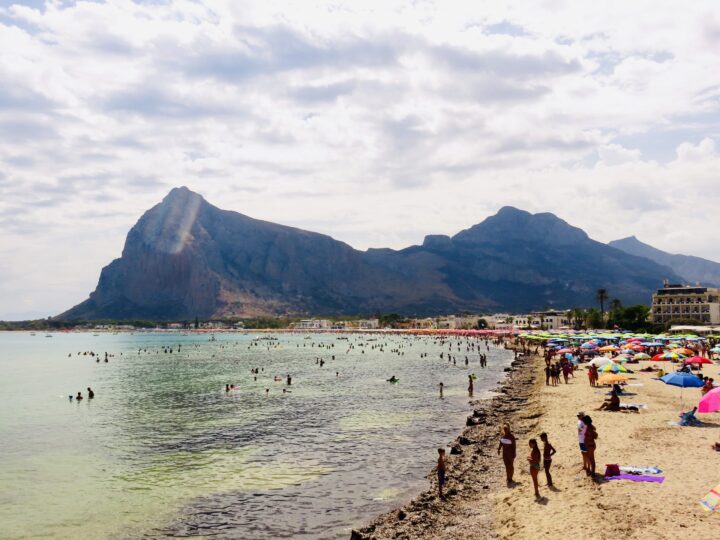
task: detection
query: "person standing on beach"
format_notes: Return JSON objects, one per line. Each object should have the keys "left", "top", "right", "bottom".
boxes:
{"left": 498, "top": 424, "right": 517, "bottom": 485}
{"left": 583, "top": 415, "right": 598, "bottom": 477}
{"left": 437, "top": 448, "right": 446, "bottom": 499}
{"left": 577, "top": 412, "right": 588, "bottom": 472}
{"left": 468, "top": 375, "right": 474, "bottom": 397}
{"left": 439, "top": 382, "right": 444, "bottom": 398}
{"left": 527, "top": 439, "right": 541, "bottom": 498}
{"left": 540, "top": 432, "right": 556, "bottom": 487}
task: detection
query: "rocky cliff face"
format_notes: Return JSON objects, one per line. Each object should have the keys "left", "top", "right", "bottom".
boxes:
{"left": 59, "top": 188, "right": 682, "bottom": 320}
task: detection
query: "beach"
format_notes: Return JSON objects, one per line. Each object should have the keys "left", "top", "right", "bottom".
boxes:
{"left": 356, "top": 349, "right": 719, "bottom": 539}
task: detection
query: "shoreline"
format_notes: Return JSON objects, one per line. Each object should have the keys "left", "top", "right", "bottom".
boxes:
{"left": 352, "top": 347, "right": 541, "bottom": 539}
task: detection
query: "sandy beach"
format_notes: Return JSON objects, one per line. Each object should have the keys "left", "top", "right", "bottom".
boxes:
{"left": 355, "top": 350, "right": 720, "bottom": 539}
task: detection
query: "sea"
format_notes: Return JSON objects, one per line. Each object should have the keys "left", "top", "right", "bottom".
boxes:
{"left": 0, "top": 331, "right": 513, "bottom": 539}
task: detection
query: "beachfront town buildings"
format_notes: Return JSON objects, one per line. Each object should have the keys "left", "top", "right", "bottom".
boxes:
{"left": 489, "top": 311, "right": 571, "bottom": 331}
{"left": 651, "top": 282, "right": 720, "bottom": 325}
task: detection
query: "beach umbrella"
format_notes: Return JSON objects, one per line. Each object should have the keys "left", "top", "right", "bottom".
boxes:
{"left": 597, "top": 374, "right": 629, "bottom": 385}
{"left": 652, "top": 352, "right": 685, "bottom": 361}
{"left": 698, "top": 387, "right": 720, "bottom": 414}
{"left": 660, "top": 371, "right": 704, "bottom": 409}
{"left": 589, "top": 357, "right": 612, "bottom": 367}
{"left": 634, "top": 353, "right": 651, "bottom": 360}
{"left": 683, "top": 356, "right": 713, "bottom": 365}
{"left": 711, "top": 346, "right": 720, "bottom": 353}
{"left": 674, "top": 348, "right": 695, "bottom": 356}
{"left": 660, "top": 372, "right": 704, "bottom": 388}
{"left": 556, "top": 348, "right": 573, "bottom": 354}
{"left": 598, "top": 345, "right": 619, "bottom": 352}
{"left": 598, "top": 362, "right": 628, "bottom": 373}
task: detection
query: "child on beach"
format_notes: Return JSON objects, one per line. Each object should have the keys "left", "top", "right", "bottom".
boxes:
{"left": 528, "top": 439, "right": 541, "bottom": 498}
{"left": 539, "top": 432, "right": 556, "bottom": 487}
{"left": 437, "top": 448, "right": 446, "bottom": 499}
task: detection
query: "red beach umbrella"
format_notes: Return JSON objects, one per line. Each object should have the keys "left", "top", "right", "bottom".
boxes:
{"left": 683, "top": 356, "right": 713, "bottom": 365}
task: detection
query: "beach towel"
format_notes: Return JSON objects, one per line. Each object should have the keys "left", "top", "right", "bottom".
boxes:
{"left": 620, "top": 403, "right": 647, "bottom": 410}
{"left": 607, "top": 474, "right": 665, "bottom": 483}
{"left": 700, "top": 484, "right": 720, "bottom": 513}
{"left": 620, "top": 466, "right": 662, "bottom": 475}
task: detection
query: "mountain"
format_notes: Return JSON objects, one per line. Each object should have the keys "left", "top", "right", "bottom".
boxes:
{"left": 58, "top": 188, "right": 683, "bottom": 320}
{"left": 609, "top": 236, "right": 720, "bottom": 287}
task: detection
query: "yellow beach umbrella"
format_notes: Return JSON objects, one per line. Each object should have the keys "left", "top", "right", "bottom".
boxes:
{"left": 597, "top": 374, "right": 629, "bottom": 385}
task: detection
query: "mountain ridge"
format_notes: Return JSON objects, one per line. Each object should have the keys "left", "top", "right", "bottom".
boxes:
{"left": 609, "top": 236, "right": 720, "bottom": 287}
{"left": 58, "top": 187, "right": 683, "bottom": 320}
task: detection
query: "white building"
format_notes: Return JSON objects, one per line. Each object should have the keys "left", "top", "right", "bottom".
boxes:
{"left": 293, "top": 319, "right": 332, "bottom": 330}
{"left": 652, "top": 283, "right": 720, "bottom": 325}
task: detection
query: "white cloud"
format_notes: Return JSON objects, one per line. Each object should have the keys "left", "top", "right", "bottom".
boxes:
{"left": 1, "top": 0, "right": 720, "bottom": 318}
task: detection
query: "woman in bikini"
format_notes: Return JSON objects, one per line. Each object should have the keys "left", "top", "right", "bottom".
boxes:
{"left": 540, "top": 432, "right": 556, "bottom": 487}
{"left": 583, "top": 415, "right": 598, "bottom": 477}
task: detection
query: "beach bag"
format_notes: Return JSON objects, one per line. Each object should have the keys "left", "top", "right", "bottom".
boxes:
{"left": 604, "top": 464, "right": 620, "bottom": 477}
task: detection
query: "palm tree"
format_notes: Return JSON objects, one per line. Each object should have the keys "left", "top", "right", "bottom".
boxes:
{"left": 570, "top": 308, "right": 585, "bottom": 330}
{"left": 596, "top": 288, "right": 608, "bottom": 320}
{"left": 610, "top": 298, "right": 622, "bottom": 312}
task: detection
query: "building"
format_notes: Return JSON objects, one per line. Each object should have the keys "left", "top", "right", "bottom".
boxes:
{"left": 292, "top": 319, "right": 332, "bottom": 330}
{"left": 651, "top": 282, "right": 720, "bottom": 325}
{"left": 531, "top": 311, "right": 571, "bottom": 330}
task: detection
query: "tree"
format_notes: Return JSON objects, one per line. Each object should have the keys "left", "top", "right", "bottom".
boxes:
{"left": 570, "top": 308, "right": 586, "bottom": 330}
{"left": 194, "top": 316, "right": 199, "bottom": 329}
{"left": 477, "top": 318, "right": 488, "bottom": 329}
{"left": 596, "top": 288, "right": 608, "bottom": 320}
{"left": 606, "top": 305, "right": 654, "bottom": 332}
{"left": 585, "top": 308, "right": 603, "bottom": 330}
{"left": 609, "top": 298, "right": 622, "bottom": 312}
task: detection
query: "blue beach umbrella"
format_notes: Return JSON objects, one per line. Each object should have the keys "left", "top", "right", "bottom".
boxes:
{"left": 660, "top": 371, "right": 704, "bottom": 409}
{"left": 660, "top": 372, "right": 704, "bottom": 388}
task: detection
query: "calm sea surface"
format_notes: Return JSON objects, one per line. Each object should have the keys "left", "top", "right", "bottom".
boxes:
{"left": 0, "top": 331, "right": 512, "bottom": 539}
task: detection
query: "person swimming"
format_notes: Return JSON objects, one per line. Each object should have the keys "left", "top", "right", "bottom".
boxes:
{"left": 387, "top": 375, "right": 398, "bottom": 383}
{"left": 76, "top": 392, "right": 83, "bottom": 401}
{"left": 87, "top": 387, "right": 94, "bottom": 399}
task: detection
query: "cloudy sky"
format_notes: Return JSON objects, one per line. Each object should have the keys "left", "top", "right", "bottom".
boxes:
{"left": 1, "top": 0, "right": 719, "bottom": 319}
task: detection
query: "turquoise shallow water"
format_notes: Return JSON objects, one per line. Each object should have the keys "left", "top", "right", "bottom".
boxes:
{"left": 0, "top": 331, "right": 513, "bottom": 539}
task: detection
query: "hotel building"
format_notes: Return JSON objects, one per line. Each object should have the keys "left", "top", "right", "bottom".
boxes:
{"left": 651, "top": 282, "right": 720, "bottom": 325}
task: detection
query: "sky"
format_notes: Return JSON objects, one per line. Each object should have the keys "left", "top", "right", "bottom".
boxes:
{"left": 1, "top": 0, "right": 720, "bottom": 319}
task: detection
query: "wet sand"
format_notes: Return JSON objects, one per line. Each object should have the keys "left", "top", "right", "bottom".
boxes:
{"left": 355, "top": 352, "right": 720, "bottom": 539}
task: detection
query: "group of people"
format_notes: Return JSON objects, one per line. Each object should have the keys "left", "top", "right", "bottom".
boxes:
{"left": 69, "top": 387, "right": 94, "bottom": 401}
{"left": 544, "top": 358, "right": 573, "bottom": 386}
{"left": 494, "top": 424, "right": 558, "bottom": 499}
